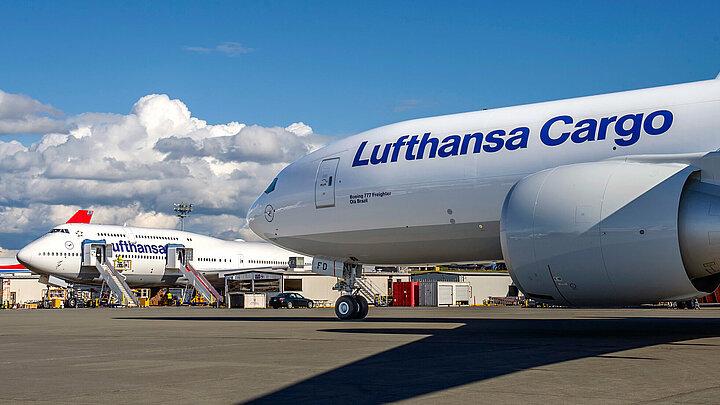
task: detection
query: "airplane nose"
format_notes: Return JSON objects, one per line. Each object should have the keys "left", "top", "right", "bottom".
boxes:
{"left": 16, "top": 245, "right": 34, "bottom": 268}
{"left": 247, "top": 195, "right": 273, "bottom": 240}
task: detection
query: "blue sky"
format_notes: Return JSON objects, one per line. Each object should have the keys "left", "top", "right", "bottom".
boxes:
{"left": 1, "top": 0, "right": 719, "bottom": 142}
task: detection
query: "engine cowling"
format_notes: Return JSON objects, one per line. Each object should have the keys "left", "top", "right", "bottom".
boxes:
{"left": 500, "top": 161, "right": 720, "bottom": 306}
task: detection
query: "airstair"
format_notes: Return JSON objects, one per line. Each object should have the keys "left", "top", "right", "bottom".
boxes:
{"left": 97, "top": 259, "right": 139, "bottom": 307}
{"left": 82, "top": 239, "right": 138, "bottom": 307}
{"left": 355, "top": 277, "right": 389, "bottom": 307}
{"left": 182, "top": 262, "right": 223, "bottom": 304}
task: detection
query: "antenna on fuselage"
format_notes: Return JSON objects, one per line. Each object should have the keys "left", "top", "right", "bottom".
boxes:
{"left": 173, "top": 202, "right": 193, "bottom": 231}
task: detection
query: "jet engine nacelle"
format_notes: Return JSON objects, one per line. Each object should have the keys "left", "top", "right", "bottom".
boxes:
{"left": 500, "top": 161, "right": 720, "bottom": 306}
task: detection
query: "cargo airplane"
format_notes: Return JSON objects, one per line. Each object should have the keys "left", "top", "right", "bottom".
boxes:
{"left": 16, "top": 211, "right": 311, "bottom": 293}
{"left": 248, "top": 74, "right": 720, "bottom": 319}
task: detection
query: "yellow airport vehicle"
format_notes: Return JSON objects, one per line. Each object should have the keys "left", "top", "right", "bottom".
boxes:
{"left": 41, "top": 287, "right": 67, "bottom": 309}
{"left": 133, "top": 288, "right": 151, "bottom": 307}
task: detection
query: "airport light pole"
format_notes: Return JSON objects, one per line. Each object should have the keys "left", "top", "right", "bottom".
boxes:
{"left": 173, "top": 202, "right": 193, "bottom": 231}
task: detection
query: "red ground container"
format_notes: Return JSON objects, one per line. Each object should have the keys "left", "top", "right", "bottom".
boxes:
{"left": 392, "top": 281, "right": 419, "bottom": 307}
{"left": 701, "top": 287, "right": 720, "bottom": 304}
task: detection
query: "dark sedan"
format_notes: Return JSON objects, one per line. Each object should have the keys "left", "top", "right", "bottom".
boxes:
{"left": 270, "top": 293, "right": 315, "bottom": 309}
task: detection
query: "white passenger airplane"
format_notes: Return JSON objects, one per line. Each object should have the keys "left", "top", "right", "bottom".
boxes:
{"left": 16, "top": 212, "right": 311, "bottom": 293}
{"left": 248, "top": 74, "right": 720, "bottom": 319}
{"left": 0, "top": 256, "right": 30, "bottom": 278}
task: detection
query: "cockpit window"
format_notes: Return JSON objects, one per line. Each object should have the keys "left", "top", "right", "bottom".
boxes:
{"left": 264, "top": 178, "right": 278, "bottom": 194}
{"left": 48, "top": 228, "right": 70, "bottom": 234}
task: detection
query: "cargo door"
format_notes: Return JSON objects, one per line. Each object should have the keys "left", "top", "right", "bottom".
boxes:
{"left": 315, "top": 158, "right": 339, "bottom": 208}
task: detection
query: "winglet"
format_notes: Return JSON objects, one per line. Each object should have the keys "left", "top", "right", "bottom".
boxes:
{"left": 66, "top": 210, "right": 94, "bottom": 224}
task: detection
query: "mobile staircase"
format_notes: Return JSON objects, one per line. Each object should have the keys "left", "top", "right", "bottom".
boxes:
{"left": 182, "top": 263, "right": 223, "bottom": 305}
{"left": 97, "top": 259, "right": 138, "bottom": 307}
{"left": 355, "top": 277, "right": 389, "bottom": 307}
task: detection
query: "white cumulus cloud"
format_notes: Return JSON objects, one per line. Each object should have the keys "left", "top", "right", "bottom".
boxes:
{"left": 0, "top": 91, "right": 325, "bottom": 248}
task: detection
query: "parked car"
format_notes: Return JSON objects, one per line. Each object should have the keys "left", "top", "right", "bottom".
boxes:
{"left": 270, "top": 293, "right": 315, "bottom": 309}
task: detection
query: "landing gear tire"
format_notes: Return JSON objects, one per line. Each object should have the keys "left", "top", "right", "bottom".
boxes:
{"left": 335, "top": 296, "right": 357, "bottom": 320}
{"left": 353, "top": 296, "right": 369, "bottom": 320}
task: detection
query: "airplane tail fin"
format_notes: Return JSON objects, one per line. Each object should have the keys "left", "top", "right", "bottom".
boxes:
{"left": 66, "top": 210, "right": 94, "bottom": 224}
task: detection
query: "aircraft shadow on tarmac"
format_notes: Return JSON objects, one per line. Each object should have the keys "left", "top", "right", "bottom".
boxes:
{"left": 119, "top": 315, "right": 720, "bottom": 404}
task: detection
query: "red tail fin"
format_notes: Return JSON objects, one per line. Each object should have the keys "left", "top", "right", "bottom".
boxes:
{"left": 66, "top": 210, "right": 94, "bottom": 224}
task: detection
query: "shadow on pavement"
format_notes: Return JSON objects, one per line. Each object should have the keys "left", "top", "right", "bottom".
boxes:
{"left": 118, "top": 315, "right": 720, "bottom": 404}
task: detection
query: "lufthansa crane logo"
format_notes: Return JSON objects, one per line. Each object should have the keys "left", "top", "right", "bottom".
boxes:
{"left": 264, "top": 205, "right": 275, "bottom": 222}
{"left": 65, "top": 241, "right": 74, "bottom": 250}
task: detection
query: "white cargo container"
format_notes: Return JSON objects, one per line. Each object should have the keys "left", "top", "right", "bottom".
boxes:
{"left": 418, "top": 281, "right": 472, "bottom": 306}
{"left": 227, "top": 293, "right": 267, "bottom": 308}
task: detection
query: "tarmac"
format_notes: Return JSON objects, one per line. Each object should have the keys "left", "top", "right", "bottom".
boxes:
{"left": 2, "top": 306, "right": 720, "bottom": 404}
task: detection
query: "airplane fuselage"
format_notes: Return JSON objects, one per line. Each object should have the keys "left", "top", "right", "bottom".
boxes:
{"left": 17, "top": 223, "right": 310, "bottom": 288}
{"left": 248, "top": 79, "right": 720, "bottom": 264}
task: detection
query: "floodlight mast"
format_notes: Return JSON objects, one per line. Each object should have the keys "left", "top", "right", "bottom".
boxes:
{"left": 173, "top": 202, "right": 193, "bottom": 231}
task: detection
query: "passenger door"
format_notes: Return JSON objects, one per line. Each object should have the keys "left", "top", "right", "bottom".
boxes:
{"left": 315, "top": 158, "right": 339, "bottom": 208}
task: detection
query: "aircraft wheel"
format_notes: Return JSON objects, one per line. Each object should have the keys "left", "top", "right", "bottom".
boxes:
{"left": 335, "top": 296, "right": 357, "bottom": 320}
{"left": 354, "top": 296, "right": 369, "bottom": 319}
